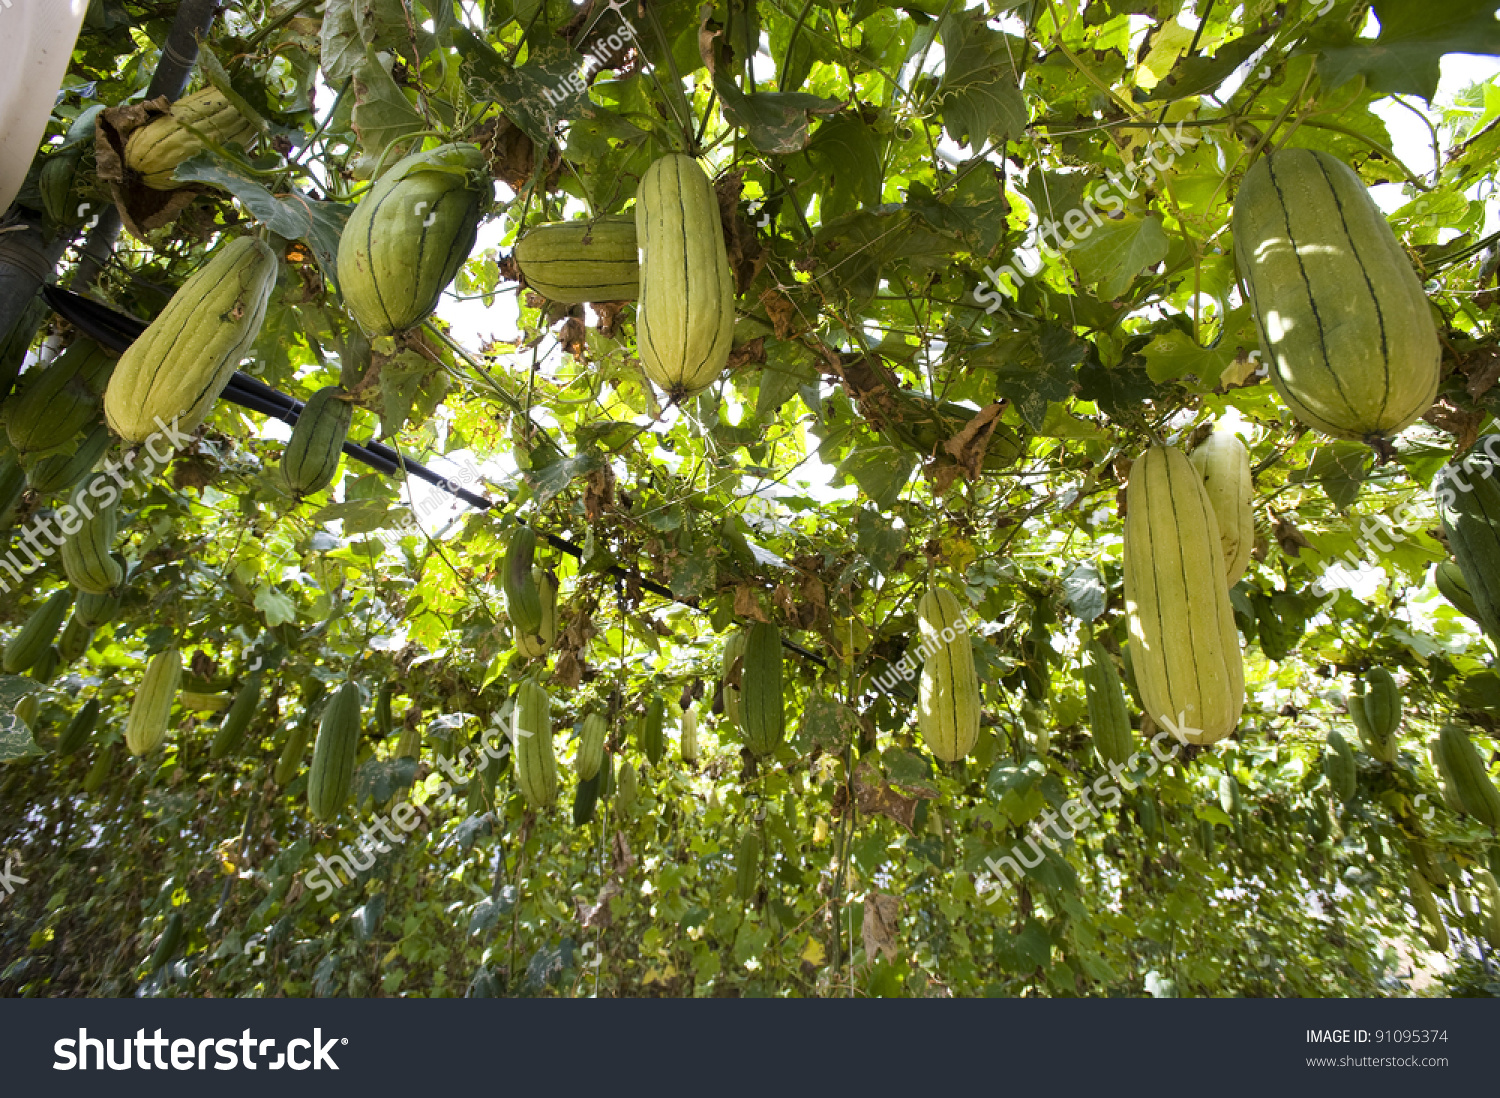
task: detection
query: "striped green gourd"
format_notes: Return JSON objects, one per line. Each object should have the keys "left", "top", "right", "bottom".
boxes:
{"left": 1409, "top": 869, "right": 1448, "bottom": 952}
{"left": 1123, "top": 446, "right": 1244, "bottom": 745}
{"left": 1475, "top": 868, "right": 1500, "bottom": 952}
{"left": 75, "top": 590, "right": 121, "bottom": 628}
{"left": 375, "top": 682, "right": 395, "bottom": 735}
{"left": 915, "top": 588, "right": 981, "bottom": 763}
{"left": 281, "top": 386, "right": 352, "bottom": 497}
{"left": 1436, "top": 437, "right": 1500, "bottom": 646}
{"left": 1188, "top": 426, "right": 1254, "bottom": 585}
{"left": 1431, "top": 737, "right": 1466, "bottom": 814}
{"left": 30, "top": 646, "right": 60, "bottom": 683}
{"left": 60, "top": 478, "right": 123, "bottom": 595}
{"left": 513, "top": 216, "right": 639, "bottom": 303}
{"left": 125, "top": 87, "right": 257, "bottom": 189}
{"left": 13, "top": 693, "right": 39, "bottom": 728}
{"left": 740, "top": 622, "right": 785, "bottom": 757}
{"left": 680, "top": 705, "right": 698, "bottom": 764}
{"left": 39, "top": 106, "right": 105, "bottom": 224}
{"left": 3, "top": 589, "right": 73, "bottom": 674}
{"left": 614, "top": 757, "right": 637, "bottom": 814}
{"left": 516, "top": 566, "right": 557, "bottom": 658}
{"left": 125, "top": 647, "right": 181, "bottom": 755}
{"left": 721, "top": 629, "right": 748, "bottom": 733}
{"left": 1081, "top": 640, "right": 1133, "bottom": 767}
{"left": 337, "top": 143, "right": 489, "bottom": 336}
{"left": 104, "top": 238, "right": 278, "bottom": 443}
{"left": 0, "top": 452, "right": 25, "bottom": 527}
{"left": 503, "top": 526, "right": 544, "bottom": 638}
{"left": 1348, "top": 668, "right": 1401, "bottom": 763}
{"left": 24, "top": 422, "right": 111, "bottom": 496}
{"left": 274, "top": 711, "right": 314, "bottom": 786}
{"left": 395, "top": 722, "right": 422, "bottom": 761}
{"left": 56, "top": 697, "right": 101, "bottom": 756}
{"left": 572, "top": 769, "right": 601, "bottom": 826}
{"left": 1434, "top": 560, "right": 1482, "bottom": 624}
{"left": 734, "top": 829, "right": 760, "bottom": 902}
{"left": 210, "top": 674, "right": 263, "bottom": 760}
{"left": 5, "top": 338, "right": 114, "bottom": 457}
{"left": 634, "top": 154, "right": 735, "bottom": 399}
{"left": 307, "top": 682, "right": 363, "bottom": 820}
{"left": 1324, "top": 728, "right": 1357, "bottom": 804}
{"left": 1433, "top": 724, "right": 1500, "bottom": 830}
{"left": 512, "top": 677, "right": 556, "bottom": 810}
{"left": 575, "top": 711, "right": 607, "bottom": 780}
{"left": 1232, "top": 149, "right": 1440, "bottom": 441}
{"left": 83, "top": 742, "right": 115, "bottom": 793}
{"left": 56, "top": 614, "right": 94, "bottom": 663}
{"left": 638, "top": 697, "right": 665, "bottom": 765}
{"left": 147, "top": 911, "right": 186, "bottom": 971}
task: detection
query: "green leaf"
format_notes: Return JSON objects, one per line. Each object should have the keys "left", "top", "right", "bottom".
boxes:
{"left": 837, "top": 441, "right": 915, "bottom": 508}
{"left": 1068, "top": 214, "right": 1170, "bottom": 300}
{"left": 254, "top": 587, "right": 298, "bottom": 628}
{"left": 1317, "top": 0, "right": 1500, "bottom": 101}
{"left": 806, "top": 117, "right": 884, "bottom": 213}
{"left": 172, "top": 154, "right": 350, "bottom": 282}
{"left": 1139, "top": 329, "right": 1237, "bottom": 385}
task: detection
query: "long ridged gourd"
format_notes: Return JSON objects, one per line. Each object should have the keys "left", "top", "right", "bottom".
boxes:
{"left": 516, "top": 566, "right": 557, "bottom": 658}
{"left": 3, "top": 589, "right": 73, "bottom": 674}
{"left": 503, "top": 527, "right": 543, "bottom": 637}
{"left": 56, "top": 697, "right": 100, "bottom": 756}
{"left": 1409, "top": 869, "right": 1448, "bottom": 952}
{"left": 0, "top": 452, "right": 25, "bottom": 527}
{"left": 1434, "top": 560, "right": 1482, "bottom": 624}
{"left": 514, "top": 216, "right": 639, "bottom": 303}
{"left": 274, "top": 712, "right": 314, "bottom": 786}
{"left": 614, "top": 757, "right": 637, "bottom": 813}
{"left": 60, "top": 478, "right": 123, "bottom": 595}
{"left": 125, "top": 87, "right": 257, "bottom": 189}
{"left": 1324, "top": 728, "right": 1357, "bottom": 803}
{"left": 573, "top": 770, "right": 601, "bottom": 826}
{"left": 680, "top": 706, "right": 698, "bottom": 763}
{"left": 1188, "top": 427, "right": 1254, "bottom": 585}
{"left": 1081, "top": 640, "right": 1133, "bottom": 767}
{"left": 337, "top": 143, "right": 488, "bottom": 337}
{"left": 5, "top": 339, "right": 114, "bottom": 457}
{"left": 307, "top": 682, "right": 362, "bottom": 820}
{"left": 75, "top": 590, "right": 120, "bottom": 628}
{"left": 24, "top": 422, "right": 111, "bottom": 496}
{"left": 721, "top": 629, "right": 748, "bottom": 733}
{"left": 740, "top": 622, "right": 785, "bottom": 757}
{"left": 281, "top": 386, "right": 352, "bottom": 496}
{"left": 1123, "top": 446, "right": 1244, "bottom": 745}
{"left": 634, "top": 154, "right": 735, "bottom": 399}
{"left": 125, "top": 647, "right": 181, "bottom": 755}
{"left": 1231, "top": 149, "right": 1440, "bottom": 441}
{"left": 638, "top": 697, "right": 665, "bottom": 765}
{"left": 1434, "top": 724, "right": 1500, "bottom": 830}
{"left": 57, "top": 614, "right": 94, "bottom": 663}
{"left": 513, "top": 677, "right": 556, "bottom": 809}
{"left": 575, "top": 711, "right": 607, "bottom": 780}
{"left": 1349, "top": 667, "right": 1401, "bottom": 763}
{"left": 1436, "top": 438, "right": 1500, "bottom": 646}
{"left": 104, "top": 238, "right": 278, "bottom": 442}
{"left": 210, "top": 674, "right": 262, "bottom": 760}
{"left": 916, "top": 588, "right": 981, "bottom": 762}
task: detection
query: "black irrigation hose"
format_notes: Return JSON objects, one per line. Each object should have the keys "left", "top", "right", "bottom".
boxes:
{"left": 41, "top": 287, "right": 830, "bottom": 669}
